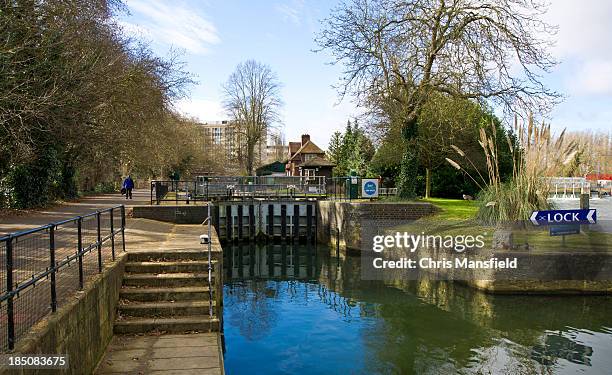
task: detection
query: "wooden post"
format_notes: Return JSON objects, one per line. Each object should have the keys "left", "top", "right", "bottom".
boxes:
{"left": 267, "top": 204, "right": 274, "bottom": 239}
{"left": 281, "top": 204, "right": 287, "bottom": 240}
{"left": 226, "top": 204, "right": 233, "bottom": 242}
{"left": 237, "top": 204, "right": 244, "bottom": 241}
{"left": 249, "top": 204, "right": 255, "bottom": 240}
{"left": 306, "top": 203, "right": 313, "bottom": 243}
{"left": 580, "top": 193, "right": 590, "bottom": 210}
{"left": 580, "top": 193, "right": 590, "bottom": 233}
{"left": 214, "top": 204, "right": 220, "bottom": 236}
{"left": 293, "top": 204, "right": 300, "bottom": 242}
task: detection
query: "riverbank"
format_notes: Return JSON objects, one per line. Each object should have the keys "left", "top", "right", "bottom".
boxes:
{"left": 319, "top": 198, "right": 612, "bottom": 294}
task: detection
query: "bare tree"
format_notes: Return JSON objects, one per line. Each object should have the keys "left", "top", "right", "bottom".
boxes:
{"left": 0, "top": 0, "right": 194, "bottom": 207}
{"left": 223, "top": 60, "right": 282, "bottom": 175}
{"left": 316, "top": 0, "right": 560, "bottom": 198}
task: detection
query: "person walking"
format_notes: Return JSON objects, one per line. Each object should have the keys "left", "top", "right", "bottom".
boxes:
{"left": 122, "top": 175, "right": 134, "bottom": 200}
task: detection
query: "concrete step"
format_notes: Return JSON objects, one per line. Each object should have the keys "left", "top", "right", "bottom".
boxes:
{"left": 120, "top": 286, "right": 212, "bottom": 302}
{"left": 128, "top": 250, "right": 218, "bottom": 262}
{"left": 118, "top": 300, "right": 215, "bottom": 317}
{"left": 123, "top": 273, "right": 211, "bottom": 287}
{"left": 125, "top": 260, "right": 213, "bottom": 273}
{"left": 114, "top": 315, "right": 220, "bottom": 334}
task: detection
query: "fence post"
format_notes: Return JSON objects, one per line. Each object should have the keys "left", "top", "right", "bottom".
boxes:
{"left": 77, "top": 217, "right": 84, "bottom": 290}
{"left": 121, "top": 205, "right": 126, "bottom": 252}
{"left": 150, "top": 182, "right": 153, "bottom": 205}
{"left": 156, "top": 182, "right": 161, "bottom": 205}
{"left": 96, "top": 211, "right": 102, "bottom": 272}
{"left": 49, "top": 225, "right": 57, "bottom": 312}
{"left": 110, "top": 209, "right": 115, "bottom": 261}
{"left": 6, "top": 236, "right": 15, "bottom": 350}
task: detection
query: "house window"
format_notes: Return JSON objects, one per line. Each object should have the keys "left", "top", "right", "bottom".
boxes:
{"left": 305, "top": 154, "right": 316, "bottom": 161}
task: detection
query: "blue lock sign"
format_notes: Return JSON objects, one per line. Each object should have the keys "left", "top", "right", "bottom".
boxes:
{"left": 530, "top": 209, "right": 596, "bottom": 226}
{"left": 549, "top": 224, "right": 581, "bottom": 236}
{"left": 361, "top": 179, "right": 379, "bottom": 198}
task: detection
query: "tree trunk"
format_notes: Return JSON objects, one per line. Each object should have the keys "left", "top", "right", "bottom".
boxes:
{"left": 246, "top": 143, "right": 255, "bottom": 175}
{"left": 425, "top": 167, "right": 431, "bottom": 199}
{"left": 397, "top": 114, "right": 419, "bottom": 199}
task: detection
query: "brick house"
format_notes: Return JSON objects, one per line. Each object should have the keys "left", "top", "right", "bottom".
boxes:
{"left": 286, "top": 134, "right": 335, "bottom": 179}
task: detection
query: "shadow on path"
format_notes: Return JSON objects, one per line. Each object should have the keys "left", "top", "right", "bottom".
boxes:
{"left": 0, "top": 190, "right": 150, "bottom": 236}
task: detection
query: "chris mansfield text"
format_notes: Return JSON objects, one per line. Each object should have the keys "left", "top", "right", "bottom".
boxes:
{"left": 373, "top": 257, "right": 518, "bottom": 269}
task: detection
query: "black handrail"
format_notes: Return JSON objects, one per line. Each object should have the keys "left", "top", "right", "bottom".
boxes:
{"left": 0, "top": 205, "right": 126, "bottom": 351}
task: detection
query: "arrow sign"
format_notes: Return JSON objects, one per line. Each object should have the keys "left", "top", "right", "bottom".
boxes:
{"left": 530, "top": 209, "right": 596, "bottom": 226}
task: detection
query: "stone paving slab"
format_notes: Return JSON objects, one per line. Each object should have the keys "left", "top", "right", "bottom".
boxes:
{"left": 95, "top": 333, "right": 223, "bottom": 375}
{"left": 0, "top": 190, "right": 150, "bottom": 236}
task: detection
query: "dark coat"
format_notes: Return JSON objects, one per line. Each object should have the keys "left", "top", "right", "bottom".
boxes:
{"left": 123, "top": 177, "right": 134, "bottom": 189}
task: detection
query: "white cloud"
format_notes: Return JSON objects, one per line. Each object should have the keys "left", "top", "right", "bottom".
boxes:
{"left": 123, "top": 0, "right": 220, "bottom": 54}
{"left": 545, "top": 1, "right": 612, "bottom": 96}
{"left": 570, "top": 60, "right": 612, "bottom": 96}
{"left": 174, "top": 98, "right": 226, "bottom": 122}
{"left": 546, "top": 0, "right": 612, "bottom": 60}
{"left": 116, "top": 19, "right": 150, "bottom": 38}
{"left": 275, "top": 1, "right": 304, "bottom": 26}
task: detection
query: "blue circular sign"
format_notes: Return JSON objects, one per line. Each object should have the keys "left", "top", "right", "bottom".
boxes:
{"left": 364, "top": 181, "right": 377, "bottom": 195}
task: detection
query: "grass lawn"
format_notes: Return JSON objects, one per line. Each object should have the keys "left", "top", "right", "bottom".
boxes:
{"left": 393, "top": 197, "right": 612, "bottom": 253}
{"left": 421, "top": 198, "right": 478, "bottom": 220}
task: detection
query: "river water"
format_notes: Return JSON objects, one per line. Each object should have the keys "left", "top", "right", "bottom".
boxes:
{"left": 222, "top": 244, "right": 612, "bottom": 375}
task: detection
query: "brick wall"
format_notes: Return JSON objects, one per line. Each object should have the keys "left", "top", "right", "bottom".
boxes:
{"left": 317, "top": 201, "right": 438, "bottom": 251}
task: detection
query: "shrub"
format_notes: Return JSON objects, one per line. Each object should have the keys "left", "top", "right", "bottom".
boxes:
{"left": 446, "top": 115, "right": 577, "bottom": 226}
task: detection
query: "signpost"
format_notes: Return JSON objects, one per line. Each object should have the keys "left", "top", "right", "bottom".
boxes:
{"left": 361, "top": 179, "right": 379, "bottom": 198}
{"left": 530, "top": 209, "right": 597, "bottom": 226}
{"left": 530, "top": 209, "right": 597, "bottom": 245}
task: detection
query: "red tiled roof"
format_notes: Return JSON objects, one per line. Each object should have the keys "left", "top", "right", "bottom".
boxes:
{"left": 289, "top": 141, "right": 325, "bottom": 160}
{"left": 300, "top": 156, "right": 336, "bottom": 167}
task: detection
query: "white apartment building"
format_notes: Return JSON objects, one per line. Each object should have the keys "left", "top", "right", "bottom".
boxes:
{"left": 198, "top": 120, "right": 284, "bottom": 170}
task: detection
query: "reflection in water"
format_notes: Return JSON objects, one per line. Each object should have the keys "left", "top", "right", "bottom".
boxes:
{"left": 223, "top": 244, "right": 612, "bottom": 375}
{"left": 531, "top": 332, "right": 593, "bottom": 366}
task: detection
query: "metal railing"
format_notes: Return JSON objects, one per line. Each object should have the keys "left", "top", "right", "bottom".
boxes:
{"left": 202, "top": 203, "right": 213, "bottom": 319}
{"left": 326, "top": 177, "right": 396, "bottom": 201}
{"left": 151, "top": 176, "right": 327, "bottom": 204}
{"left": 201, "top": 202, "right": 224, "bottom": 328}
{"left": 150, "top": 176, "right": 397, "bottom": 203}
{"left": 0, "top": 205, "right": 126, "bottom": 351}
{"left": 546, "top": 177, "right": 612, "bottom": 198}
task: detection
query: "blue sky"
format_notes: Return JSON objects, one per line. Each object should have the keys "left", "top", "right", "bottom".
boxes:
{"left": 118, "top": 0, "right": 612, "bottom": 149}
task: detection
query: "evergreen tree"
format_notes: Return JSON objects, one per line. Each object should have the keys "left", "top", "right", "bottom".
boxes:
{"left": 330, "top": 119, "right": 374, "bottom": 177}
{"left": 327, "top": 131, "right": 343, "bottom": 167}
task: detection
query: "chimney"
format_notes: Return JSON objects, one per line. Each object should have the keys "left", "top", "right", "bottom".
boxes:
{"left": 301, "top": 134, "right": 310, "bottom": 145}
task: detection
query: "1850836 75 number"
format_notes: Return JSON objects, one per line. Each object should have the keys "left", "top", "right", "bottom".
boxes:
{"left": 1, "top": 355, "right": 69, "bottom": 369}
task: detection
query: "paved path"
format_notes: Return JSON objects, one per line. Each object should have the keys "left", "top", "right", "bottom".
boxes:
{"left": 95, "top": 333, "right": 223, "bottom": 375}
{"left": 0, "top": 190, "right": 150, "bottom": 236}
